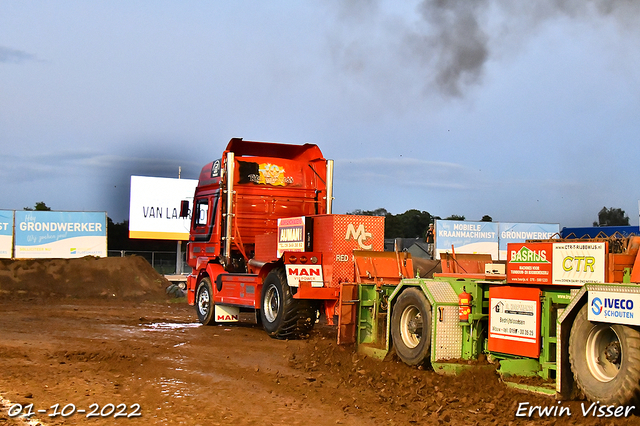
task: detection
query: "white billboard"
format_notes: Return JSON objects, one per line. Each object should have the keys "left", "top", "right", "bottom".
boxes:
{"left": 0, "top": 210, "right": 14, "bottom": 258}
{"left": 435, "top": 220, "right": 499, "bottom": 260}
{"left": 498, "top": 223, "right": 559, "bottom": 260}
{"left": 129, "top": 176, "right": 198, "bottom": 240}
{"left": 14, "top": 211, "right": 107, "bottom": 259}
{"left": 552, "top": 242, "right": 606, "bottom": 285}
{"left": 435, "top": 220, "right": 560, "bottom": 260}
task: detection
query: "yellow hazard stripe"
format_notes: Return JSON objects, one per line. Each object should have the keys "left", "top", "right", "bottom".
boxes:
{"left": 128, "top": 230, "right": 189, "bottom": 240}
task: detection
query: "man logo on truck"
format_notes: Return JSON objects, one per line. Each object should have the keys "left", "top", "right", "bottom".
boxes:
{"left": 345, "top": 223, "right": 373, "bottom": 250}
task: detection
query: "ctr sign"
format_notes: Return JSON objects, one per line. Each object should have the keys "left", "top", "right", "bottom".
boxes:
{"left": 552, "top": 243, "right": 605, "bottom": 285}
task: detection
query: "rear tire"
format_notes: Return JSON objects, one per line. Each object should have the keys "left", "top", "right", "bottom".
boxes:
{"left": 195, "top": 278, "right": 216, "bottom": 325}
{"left": 569, "top": 303, "right": 640, "bottom": 405}
{"left": 260, "top": 268, "right": 315, "bottom": 339}
{"left": 391, "top": 288, "right": 432, "bottom": 366}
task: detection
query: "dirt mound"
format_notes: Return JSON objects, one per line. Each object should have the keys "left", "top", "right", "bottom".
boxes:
{"left": 0, "top": 256, "right": 171, "bottom": 301}
{"left": 289, "top": 329, "right": 637, "bottom": 425}
{"left": 288, "top": 331, "right": 515, "bottom": 425}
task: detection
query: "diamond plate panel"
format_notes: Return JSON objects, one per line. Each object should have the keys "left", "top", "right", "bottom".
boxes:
{"left": 586, "top": 283, "right": 640, "bottom": 294}
{"left": 558, "top": 287, "right": 586, "bottom": 324}
{"left": 433, "top": 305, "right": 462, "bottom": 360}
{"left": 417, "top": 280, "right": 461, "bottom": 360}
{"left": 424, "top": 281, "right": 458, "bottom": 304}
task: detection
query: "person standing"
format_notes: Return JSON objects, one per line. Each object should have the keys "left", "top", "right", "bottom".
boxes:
{"left": 425, "top": 223, "right": 435, "bottom": 259}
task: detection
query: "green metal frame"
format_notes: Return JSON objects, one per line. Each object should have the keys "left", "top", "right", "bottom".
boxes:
{"left": 356, "top": 277, "right": 490, "bottom": 366}
{"left": 354, "top": 264, "right": 640, "bottom": 401}
{"left": 356, "top": 283, "right": 395, "bottom": 360}
{"left": 490, "top": 288, "right": 571, "bottom": 382}
{"left": 354, "top": 275, "right": 580, "bottom": 398}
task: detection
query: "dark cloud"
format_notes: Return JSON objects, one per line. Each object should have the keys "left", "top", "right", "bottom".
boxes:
{"left": 0, "top": 46, "right": 37, "bottom": 63}
{"left": 413, "top": 0, "right": 490, "bottom": 97}
{"left": 329, "top": 0, "right": 640, "bottom": 98}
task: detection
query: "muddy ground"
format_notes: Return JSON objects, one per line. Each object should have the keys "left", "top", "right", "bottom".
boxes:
{"left": 0, "top": 257, "right": 637, "bottom": 425}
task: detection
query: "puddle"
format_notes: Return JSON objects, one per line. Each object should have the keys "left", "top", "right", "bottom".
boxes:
{"left": 157, "top": 377, "right": 191, "bottom": 399}
{"left": 142, "top": 322, "right": 201, "bottom": 330}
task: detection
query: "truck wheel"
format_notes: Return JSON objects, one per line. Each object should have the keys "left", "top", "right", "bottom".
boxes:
{"left": 391, "top": 288, "right": 432, "bottom": 366}
{"left": 260, "top": 268, "right": 314, "bottom": 339}
{"left": 196, "top": 278, "right": 216, "bottom": 325}
{"left": 569, "top": 303, "right": 640, "bottom": 405}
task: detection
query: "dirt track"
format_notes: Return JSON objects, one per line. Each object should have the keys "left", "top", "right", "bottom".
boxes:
{"left": 0, "top": 257, "right": 638, "bottom": 425}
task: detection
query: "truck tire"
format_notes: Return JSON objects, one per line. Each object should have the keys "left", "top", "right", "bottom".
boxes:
{"left": 195, "top": 278, "right": 216, "bottom": 326}
{"left": 391, "top": 287, "right": 432, "bottom": 366}
{"left": 260, "top": 268, "right": 315, "bottom": 339}
{"left": 569, "top": 303, "right": 640, "bottom": 405}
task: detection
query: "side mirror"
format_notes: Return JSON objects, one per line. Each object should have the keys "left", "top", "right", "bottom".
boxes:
{"left": 179, "top": 200, "right": 190, "bottom": 218}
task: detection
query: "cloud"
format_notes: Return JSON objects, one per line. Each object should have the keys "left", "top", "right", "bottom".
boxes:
{"left": 0, "top": 46, "right": 37, "bottom": 63}
{"left": 335, "top": 156, "right": 482, "bottom": 190}
{"left": 334, "top": 156, "right": 584, "bottom": 201}
{"left": 0, "top": 150, "right": 201, "bottom": 184}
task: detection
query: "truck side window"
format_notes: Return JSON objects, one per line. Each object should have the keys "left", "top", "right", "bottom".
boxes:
{"left": 194, "top": 198, "right": 209, "bottom": 228}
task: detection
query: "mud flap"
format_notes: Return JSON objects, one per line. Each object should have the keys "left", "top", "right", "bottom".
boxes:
{"left": 337, "top": 283, "right": 359, "bottom": 344}
{"left": 214, "top": 305, "right": 240, "bottom": 322}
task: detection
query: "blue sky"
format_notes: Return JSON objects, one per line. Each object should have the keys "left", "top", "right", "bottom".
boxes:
{"left": 2, "top": 1, "right": 639, "bottom": 227}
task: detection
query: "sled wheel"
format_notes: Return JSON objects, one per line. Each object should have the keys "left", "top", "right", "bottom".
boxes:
{"left": 391, "top": 287, "right": 432, "bottom": 366}
{"left": 569, "top": 303, "right": 640, "bottom": 405}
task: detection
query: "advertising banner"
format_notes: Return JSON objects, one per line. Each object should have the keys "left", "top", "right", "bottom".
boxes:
{"left": 435, "top": 220, "right": 499, "bottom": 260}
{"left": 506, "top": 242, "right": 553, "bottom": 285}
{"left": 498, "top": 223, "right": 559, "bottom": 261}
{"left": 277, "top": 216, "right": 307, "bottom": 258}
{"left": 488, "top": 286, "right": 541, "bottom": 358}
{"left": 588, "top": 290, "right": 640, "bottom": 326}
{"left": 14, "top": 211, "right": 107, "bottom": 259}
{"left": 129, "top": 176, "right": 198, "bottom": 240}
{"left": 552, "top": 242, "right": 606, "bottom": 285}
{"left": 0, "top": 210, "right": 13, "bottom": 258}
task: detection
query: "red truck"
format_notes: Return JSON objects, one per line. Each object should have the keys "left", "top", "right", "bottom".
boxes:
{"left": 182, "top": 138, "right": 408, "bottom": 339}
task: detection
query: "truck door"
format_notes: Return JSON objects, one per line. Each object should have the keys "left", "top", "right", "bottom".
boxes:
{"left": 189, "top": 193, "right": 220, "bottom": 256}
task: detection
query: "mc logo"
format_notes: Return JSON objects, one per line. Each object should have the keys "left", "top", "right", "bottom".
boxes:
{"left": 345, "top": 223, "right": 373, "bottom": 250}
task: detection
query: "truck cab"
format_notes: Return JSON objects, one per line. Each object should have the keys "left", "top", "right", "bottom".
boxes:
{"left": 185, "top": 138, "right": 332, "bottom": 277}
{"left": 184, "top": 138, "right": 341, "bottom": 338}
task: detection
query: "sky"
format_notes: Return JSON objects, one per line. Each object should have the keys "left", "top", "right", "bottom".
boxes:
{"left": 2, "top": 0, "right": 640, "bottom": 228}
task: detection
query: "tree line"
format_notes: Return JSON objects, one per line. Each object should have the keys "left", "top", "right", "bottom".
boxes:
{"left": 348, "top": 206, "right": 631, "bottom": 239}
{"left": 22, "top": 202, "right": 632, "bottom": 247}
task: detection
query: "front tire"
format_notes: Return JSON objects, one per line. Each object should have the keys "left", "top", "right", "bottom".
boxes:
{"left": 260, "top": 268, "right": 315, "bottom": 339}
{"left": 196, "top": 278, "right": 216, "bottom": 325}
{"left": 391, "top": 288, "right": 432, "bottom": 366}
{"left": 569, "top": 303, "right": 640, "bottom": 405}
